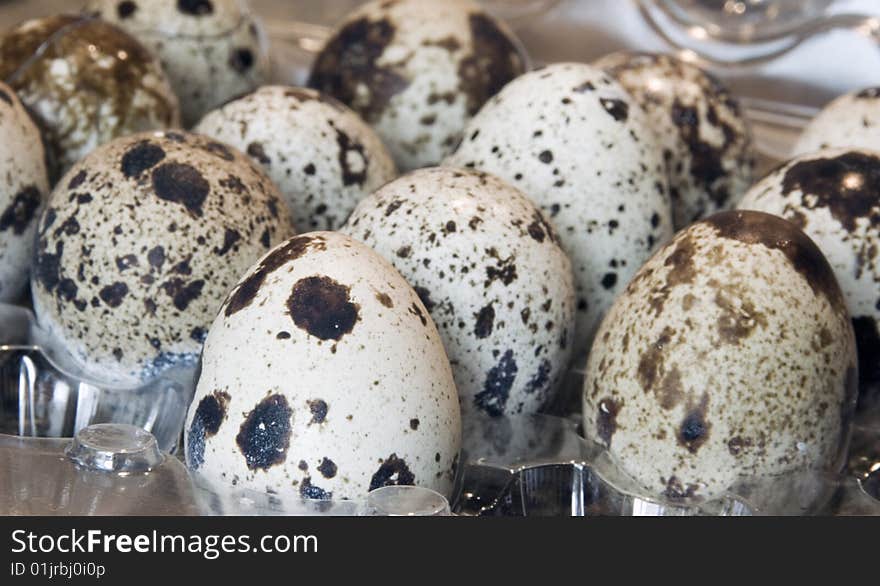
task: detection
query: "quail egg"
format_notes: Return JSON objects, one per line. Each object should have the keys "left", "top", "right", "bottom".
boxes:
{"left": 185, "top": 231, "right": 461, "bottom": 501}
{"left": 595, "top": 52, "right": 754, "bottom": 229}
{"left": 584, "top": 210, "right": 856, "bottom": 505}
{"left": 446, "top": 62, "right": 673, "bottom": 363}
{"left": 342, "top": 167, "right": 575, "bottom": 417}
{"left": 86, "top": 0, "right": 270, "bottom": 127}
{"left": 31, "top": 130, "right": 292, "bottom": 384}
{"left": 309, "top": 0, "right": 527, "bottom": 171}
{"left": 194, "top": 86, "right": 397, "bottom": 233}
{"left": 0, "top": 83, "right": 50, "bottom": 303}
{"left": 793, "top": 87, "right": 880, "bottom": 157}
{"left": 0, "top": 14, "right": 180, "bottom": 177}
{"left": 738, "top": 148, "right": 880, "bottom": 411}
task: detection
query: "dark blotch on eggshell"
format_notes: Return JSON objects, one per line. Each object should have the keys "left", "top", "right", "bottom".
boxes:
{"left": 780, "top": 151, "right": 880, "bottom": 232}
{"left": 308, "top": 17, "right": 408, "bottom": 123}
{"left": 152, "top": 162, "right": 210, "bottom": 216}
{"left": 308, "top": 399, "right": 328, "bottom": 424}
{"left": 98, "top": 281, "right": 129, "bottom": 308}
{"left": 413, "top": 285, "right": 436, "bottom": 312}
{"left": 369, "top": 453, "right": 415, "bottom": 491}
{"left": 246, "top": 142, "right": 271, "bottom": 165}
{"left": 677, "top": 393, "right": 710, "bottom": 453}
{"left": 596, "top": 397, "right": 622, "bottom": 448}
{"left": 177, "top": 0, "right": 213, "bottom": 16}
{"left": 235, "top": 393, "right": 292, "bottom": 471}
{"left": 68, "top": 170, "right": 87, "bottom": 190}
{"left": 456, "top": 13, "right": 526, "bottom": 116}
{"left": 213, "top": 228, "right": 240, "bottom": 256}
{"left": 334, "top": 128, "right": 368, "bottom": 187}
{"left": 473, "top": 303, "right": 495, "bottom": 339}
{"left": 225, "top": 235, "right": 327, "bottom": 317}
{"left": 120, "top": 141, "right": 166, "bottom": 178}
{"left": 186, "top": 390, "right": 230, "bottom": 470}
{"left": 599, "top": 98, "right": 629, "bottom": 122}
{"left": 474, "top": 349, "right": 518, "bottom": 416}
{"left": 287, "top": 275, "right": 359, "bottom": 341}
{"left": 300, "top": 477, "right": 332, "bottom": 500}
{"left": 853, "top": 316, "right": 880, "bottom": 410}
{"left": 318, "top": 457, "right": 337, "bottom": 479}
{"left": 117, "top": 1, "right": 137, "bottom": 18}
{"left": 703, "top": 210, "right": 846, "bottom": 313}
{"left": 0, "top": 185, "right": 41, "bottom": 235}
{"left": 229, "top": 48, "right": 255, "bottom": 74}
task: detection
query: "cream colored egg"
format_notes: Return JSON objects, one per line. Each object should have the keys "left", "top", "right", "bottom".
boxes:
{"left": 584, "top": 210, "right": 856, "bottom": 505}
{"left": 343, "top": 167, "right": 575, "bottom": 417}
{"left": 185, "top": 232, "right": 461, "bottom": 501}
{"left": 0, "top": 83, "right": 50, "bottom": 302}
{"left": 737, "top": 148, "right": 880, "bottom": 411}
{"left": 309, "top": 0, "right": 527, "bottom": 171}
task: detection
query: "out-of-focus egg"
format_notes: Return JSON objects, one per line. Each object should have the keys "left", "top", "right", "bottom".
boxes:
{"left": 446, "top": 62, "right": 673, "bottom": 363}
{"left": 0, "top": 82, "right": 50, "bottom": 302}
{"left": 86, "top": 0, "right": 270, "bottom": 127}
{"left": 31, "top": 130, "right": 292, "bottom": 384}
{"left": 185, "top": 231, "right": 461, "bottom": 501}
{"left": 792, "top": 87, "right": 880, "bottom": 157}
{"left": 309, "top": 0, "right": 527, "bottom": 171}
{"left": 342, "top": 167, "right": 575, "bottom": 417}
{"left": 738, "top": 148, "right": 880, "bottom": 411}
{"left": 194, "top": 86, "right": 397, "bottom": 233}
{"left": 595, "top": 52, "right": 754, "bottom": 229}
{"left": 0, "top": 15, "right": 180, "bottom": 177}
{"left": 584, "top": 210, "right": 856, "bottom": 504}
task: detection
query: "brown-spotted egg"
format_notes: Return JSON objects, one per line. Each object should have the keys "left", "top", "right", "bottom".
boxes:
{"left": 194, "top": 86, "right": 397, "bottom": 233}
{"left": 584, "top": 210, "right": 856, "bottom": 504}
{"left": 0, "top": 83, "right": 50, "bottom": 302}
{"left": 0, "top": 15, "right": 180, "bottom": 177}
{"left": 86, "top": 0, "right": 270, "bottom": 127}
{"left": 309, "top": 0, "right": 527, "bottom": 171}
{"left": 792, "top": 87, "right": 880, "bottom": 157}
{"left": 31, "top": 130, "right": 293, "bottom": 384}
{"left": 446, "top": 62, "right": 673, "bottom": 363}
{"left": 595, "top": 52, "right": 754, "bottom": 229}
{"left": 185, "top": 231, "right": 461, "bottom": 500}
{"left": 738, "top": 148, "right": 880, "bottom": 411}
{"left": 342, "top": 167, "right": 575, "bottom": 417}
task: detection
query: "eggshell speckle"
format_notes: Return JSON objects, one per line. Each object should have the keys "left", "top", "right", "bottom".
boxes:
{"left": 343, "top": 167, "right": 575, "bottom": 417}
{"left": 194, "top": 86, "right": 397, "bottom": 233}
{"left": 595, "top": 52, "right": 754, "bottom": 229}
{"left": 0, "top": 15, "right": 180, "bottom": 176}
{"left": 584, "top": 210, "right": 856, "bottom": 503}
{"left": 792, "top": 87, "right": 880, "bottom": 157}
{"left": 31, "top": 130, "right": 292, "bottom": 384}
{"left": 87, "top": 0, "right": 270, "bottom": 127}
{"left": 185, "top": 231, "right": 461, "bottom": 501}
{"left": 738, "top": 148, "right": 880, "bottom": 411}
{"left": 446, "top": 62, "right": 673, "bottom": 361}
{"left": 309, "top": 0, "right": 527, "bottom": 171}
{"left": 0, "top": 83, "right": 50, "bottom": 302}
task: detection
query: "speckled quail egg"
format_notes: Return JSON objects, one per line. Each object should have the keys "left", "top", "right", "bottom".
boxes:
{"left": 737, "top": 148, "right": 880, "bottom": 412}
{"left": 792, "top": 88, "right": 880, "bottom": 157}
{"left": 309, "top": 0, "right": 527, "bottom": 171}
{"left": 86, "top": 0, "right": 270, "bottom": 127}
{"left": 0, "top": 14, "right": 180, "bottom": 177}
{"left": 0, "top": 83, "right": 50, "bottom": 303}
{"left": 446, "top": 62, "right": 673, "bottom": 363}
{"left": 185, "top": 231, "right": 461, "bottom": 501}
{"left": 31, "top": 130, "right": 292, "bottom": 385}
{"left": 194, "top": 86, "right": 397, "bottom": 233}
{"left": 342, "top": 167, "right": 575, "bottom": 417}
{"left": 584, "top": 210, "right": 856, "bottom": 505}
{"left": 595, "top": 52, "right": 754, "bottom": 229}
